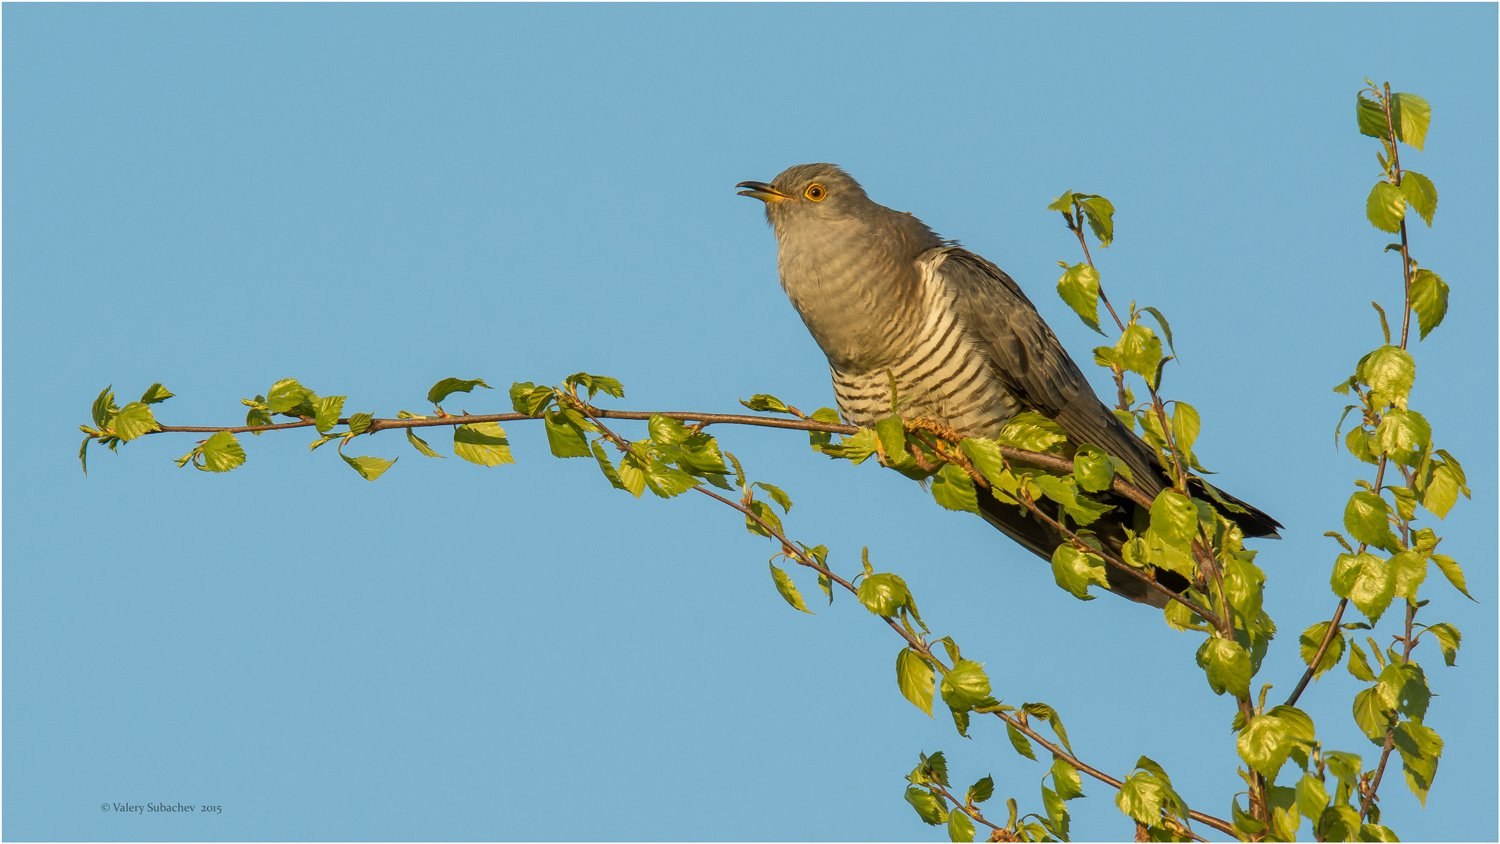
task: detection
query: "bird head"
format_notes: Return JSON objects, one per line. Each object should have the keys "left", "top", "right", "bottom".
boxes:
{"left": 736, "top": 163, "right": 871, "bottom": 230}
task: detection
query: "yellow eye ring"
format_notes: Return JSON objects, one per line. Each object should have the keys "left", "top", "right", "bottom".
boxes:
{"left": 804, "top": 183, "right": 827, "bottom": 202}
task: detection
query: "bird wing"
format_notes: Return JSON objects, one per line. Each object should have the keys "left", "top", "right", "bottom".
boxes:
{"left": 929, "top": 245, "right": 1167, "bottom": 494}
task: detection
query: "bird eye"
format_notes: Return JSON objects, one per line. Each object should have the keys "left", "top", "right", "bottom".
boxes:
{"left": 804, "top": 183, "right": 827, "bottom": 202}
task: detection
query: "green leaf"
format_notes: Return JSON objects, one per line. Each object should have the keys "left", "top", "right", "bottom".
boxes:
{"left": 1050, "top": 544, "right": 1108, "bottom": 601}
{"left": 1373, "top": 408, "right": 1430, "bottom": 466}
{"left": 1047, "top": 190, "right": 1077, "bottom": 214}
{"left": 1115, "top": 771, "right": 1165, "bottom": 827}
{"left": 1331, "top": 551, "right": 1395, "bottom": 622}
{"left": 1022, "top": 702, "right": 1074, "bottom": 754}
{"left": 564, "top": 372, "right": 625, "bottom": 399}
{"left": 1196, "top": 636, "right": 1252, "bottom": 698}
{"left": 1006, "top": 723, "right": 1036, "bottom": 760}
{"left": 931, "top": 464, "right": 979, "bottom": 513}
{"left": 1051, "top": 757, "right": 1084, "bottom": 800}
{"left": 741, "top": 393, "right": 790, "bottom": 413}
{"left": 1343, "top": 492, "right": 1398, "bottom": 551}
{"left": 1399, "top": 171, "right": 1437, "bottom": 226}
{"left": 967, "top": 775, "right": 995, "bottom": 805}
{"left": 1425, "top": 622, "right": 1461, "bottom": 666}
{"left": 643, "top": 460, "right": 696, "bottom": 498}
{"left": 616, "top": 453, "right": 647, "bottom": 498}
{"left": 1348, "top": 640, "right": 1377, "bottom": 682}
{"left": 647, "top": 414, "right": 691, "bottom": 446}
{"left": 341, "top": 452, "right": 396, "bottom": 481}
{"left": 1056, "top": 262, "right": 1103, "bottom": 333}
{"left": 905, "top": 786, "right": 947, "bottom": 825}
{"left": 1365, "top": 182, "right": 1406, "bottom": 233}
{"left": 111, "top": 402, "right": 159, "bottom": 441}
{"left": 347, "top": 412, "right": 373, "bottom": 435}
{"left": 1033, "top": 475, "right": 1112, "bottom": 526}
{"left": 139, "top": 383, "right": 174, "bottom": 405}
{"left": 543, "top": 411, "right": 591, "bottom": 458}
{"left": 245, "top": 405, "right": 273, "bottom": 431}
{"left": 896, "top": 648, "right": 935, "bottom": 716}
{"left": 1394, "top": 719, "right": 1442, "bottom": 804}
{"left": 508, "top": 382, "right": 555, "bottom": 416}
{"left": 1357, "top": 345, "right": 1416, "bottom": 408}
{"left": 78, "top": 436, "right": 91, "bottom": 474}
{"left": 1352, "top": 686, "right": 1394, "bottom": 743}
{"left": 1422, "top": 461, "right": 1462, "bottom": 518}
{"left": 405, "top": 428, "right": 444, "bottom": 458}
{"left": 1170, "top": 402, "right": 1200, "bottom": 466}
{"left": 1150, "top": 490, "right": 1198, "bottom": 549}
{"left": 1428, "top": 553, "right": 1471, "bottom": 599}
{"left": 1389, "top": 550, "right": 1426, "bottom": 600}
{"left": 1079, "top": 195, "right": 1115, "bottom": 247}
{"left": 198, "top": 431, "right": 246, "bottom": 473}
{"left": 857, "top": 572, "right": 912, "bottom": 617}
{"left": 940, "top": 660, "right": 992, "bottom": 712}
{"left": 91, "top": 386, "right": 119, "bottom": 428}
{"left": 946, "top": 810, "right": 975, "bottom": 843}
{"left": 1296, "top": 774, "right": 1329, "bottom": 821}
{"left": 769, "top": 563, "right": 812, "bottom": 614}
{"left": 453, "top": 422, "right": 514, "bottom": 467}
{"left": 1298, "top": 621, "right": 1346, "bottom": 677}
{"left": 1072, "top": 446, "right": 1115, "bottom": 493}
{"left": 1362, "top": 823, "right": 1400, "bottom": 842}
{"left": 427, "top": 377, "right": 491, "bottom": 405}
{"left": 996, "top": 412, "right": 1067, "bottom": 452}
{"left": 752, "top": 481, "right": 793, "bottom": 512}
{"left": 311, "top": 395, "right": 346, "bottom": 434}
{"left": 1237, "top": 713, "right": 1295, "bottom": 778}
{"left": 1115, "top": 323, "right": 1164, "bottom": 385}
{"left": 267, "top": 378, "right": 313, "bottom": 415}
{"left": 1408, "top": 268, "right": 1449, "bottom": 341}
{"left": 1318, "top": 804, "right": 1362, "bottom": 842}
{"left": 959, "top": 438, "right": 1007, "bottom": 486}
{"left": 1357, "top": 91, "right": 1388, "bottom": 138}
{"left": 1391, "top": 92, "right": 1431, "bottom": 151}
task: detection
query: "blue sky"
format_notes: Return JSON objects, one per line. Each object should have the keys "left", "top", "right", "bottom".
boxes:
{"left": 4, "top": 3, "right": 1495, "bottom": 841}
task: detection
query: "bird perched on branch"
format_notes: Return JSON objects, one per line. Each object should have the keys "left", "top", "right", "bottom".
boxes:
{"left": 737, "top": 163, "right": 1279, "bottom": 606}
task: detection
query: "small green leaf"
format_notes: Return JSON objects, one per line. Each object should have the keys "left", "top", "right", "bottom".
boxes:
{"left": 91, "top": 386, "right": 119, "bottom": 428}
{"left": 1425, "top": 622, "right": 1461, "bottom": 666}
{"left": 347, "top": 413, "right": 373, "bottom": 435}
{"left": 405, "top": 428, "right": 444, "bottom": 458}
{"left": 1409, "top": 269, "right": 1449, "bottom": 341}
{"left": 1115, "top": 771, "right": 1165, "bottom": 827}
{"left": 946, "top": 809, "right": 975, "bottom": 843}
{"left": 857, "top": 572, "right": 912, "bottom": 617}
{"left": 931, "top": 464, "right": 979, "bottom": 513}
{"left": 741, "top": 393, "right": 790, "bottom": 413}
{"left": 905, "top": 786, "right": 947, "bottom": 825}
{"left": 616, "top": 453, "right": 647, "bottom": 498}
{"left": 1050, "top": 544, "right": 1108, "bottom": 601}
{"left": 1422, "top": 461, "right": 1463, "bottom": 518}
{"left": 896, "top": 648, "right": 935, "bottom": 716}
{"left": 1390, "top": 550, "right": 1426, "bottom": 600}
{"left": 1115, "top": 323, "right": 1164, "bottom": 385}
{"left": 139, "top": 383, "right": 174, "bottom": 405}
{"left": 427, "top": 377, "right": 491, "bottom": 405}
{"left": 111, "top": 402, "right": 159, "bottom": 442}
{"left": 1399, "top": 171, "right": 1437, "bottom": 226}
{"left": 1150, "top": 490, "right": 1198, "bottom": 549}
{"left": 1343, "top": 491, "right": 1399, "bottom": 551}
{"left": 770, "top": 563, "right": 812, "bottom": 614}
{"left": 1196, "top": 636, "right": 1252, "bottom": 698}
{"left": 1428, "top": 553, "right": 1472, "bottom": 599}
{"left": 1078, "top": 195, "right": 1115, "bottom": 247}
{"left": 1394, "top": 719, "right": 1442, "bottom": 804}
{"left": 1005, "top": 723, "right": 1036, "bottom": 760}
{"left": 1022, "top": 702, "right": 1074, "bottom": 754}
{"left": 1373, "top": 408, "right": 1430, "bottom": 466}
{"left": 996, "top": 412, "right": 1068, "bottom": 452}
{"left": 1298, "top": 621, "right": 1345, "bottom": 677}
{"left": 1072, "top": 446, "right": 1115, "bottom": 493}
{"left": 1295, "top": 774, "right": 1329, "bottom": 821}
{"left": 752, "top": 481, "right": 793, "bottom": 512}
{"left": 1034, "top": 475, "right": 1112, "bottom": 525}
{"left": 1056, "top": 262, "right": 1102, "bottom": 333}
{"left": 198, "top": 431, "right": 246, "bottom": 473}
{"left": 1332, "top": 551, "right": 1395, "bottom": 622}
{"left": 509, "top": 381, "right": 555, "bottom": 416}
{"left": 1348, "top": 640, "right": 1377, "bottom": 682}
{"left": 1366, "top": 182, "right": 1406, "bottom": 233}
{"left": 1170, "top": 402, "right": 1200, "bottom": 466}
{"left": 341, "top": 452, "right": 396, "bottom": 481}
{"left": 1051, "top": 757, "right": 1084, "bottom": 800}
{"left": 1357, "top": 91, "right": 1388, "bottom": 139}
{"left": 543, "top": 411, "right": 591, "bottom": 458}
{"left": 453, "top": 422, "right": 514, "bottom": 467}
{"left": 1358, "top": 345, "right": 1416, "bottom": 407}
{"left": 967, "top": 775, "right": 995, "bottom": 806}
{"left": 643, "top": 460, "right": 696, "bottom": 498}
{"left": 940, "top": 660, "right": 992, "bottom": 712}
{"left": 1237, "top": 713, "right": 1295, "bottom": 778}
{"left": 312, "top": 395, "right": 346, "bottom": 434}
{"left": 267, "top": 378, "right": 313, "bottom": 415}
{"left": 1352, "top": 686, "right": 1394, "bottom": 743}
{"left": 564, "top": 372, "right": 625, "bottom": 399}
{"left": 1391, "top": 92, "right": 1431, "bottom": 151}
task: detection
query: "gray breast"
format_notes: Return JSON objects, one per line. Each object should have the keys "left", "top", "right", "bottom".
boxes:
{"left": 829, "top": 249, "right": 1021, "bottom": 438}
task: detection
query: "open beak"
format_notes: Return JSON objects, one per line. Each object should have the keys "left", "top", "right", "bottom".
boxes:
{"left": 736, "top": 180, "right": 790, "bottom": 203}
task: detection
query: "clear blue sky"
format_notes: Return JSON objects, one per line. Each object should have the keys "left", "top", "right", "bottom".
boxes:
{"left": 4, "top": 3, "right": 1494, "bottom": 841}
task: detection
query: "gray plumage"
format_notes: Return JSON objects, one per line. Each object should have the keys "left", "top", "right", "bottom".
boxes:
{"left": 738, "top": 163, "right": 1279, "bottom": 606}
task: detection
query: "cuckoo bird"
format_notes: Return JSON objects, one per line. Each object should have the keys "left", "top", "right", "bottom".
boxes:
{"left": 737, "top": 163, "right": 1279, "bottom": 607}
